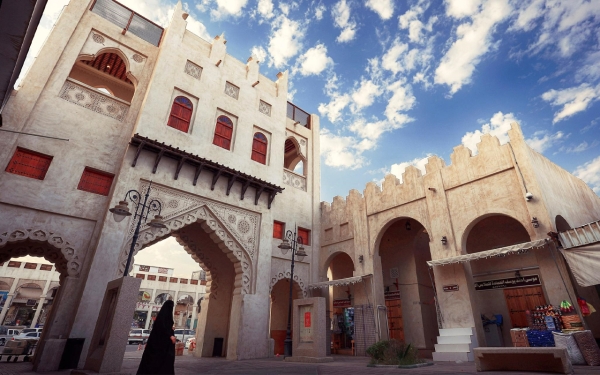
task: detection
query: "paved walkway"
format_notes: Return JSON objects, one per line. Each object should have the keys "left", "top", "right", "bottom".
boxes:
{"left": 3, "top": 352, "right": 600, "bottom": 375}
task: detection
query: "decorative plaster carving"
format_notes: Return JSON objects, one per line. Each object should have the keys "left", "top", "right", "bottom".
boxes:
{"left": 59, "top": 79, "right": 129, "bottom": 121}
{"left": 283, "top": 170, "right": 307, "bottom": 191}
{"left": 132, "top": 54, "right": 144, "bottom": 63}
{"left": 184, "top": 60, "right": 202, "bottom": 80}
{"left": 225, "top": 82, "right": 239, "bottom": 99}
{"left": 300, "top": 139, "right": 306, "bottom": 145}
{"left": 269, "top": 270, "right": 308, "bottom": 298}
{"left": 0, "top": 228, "right": 81, "bottom": 278}
{"left": 127, "top": 182, "right": 260, "bottom": 260}
{"left": 259, "top": 100, "right": 271, "bottom": 116}
{"left": 92, "top": 33, "right": 105, "bottom": 44}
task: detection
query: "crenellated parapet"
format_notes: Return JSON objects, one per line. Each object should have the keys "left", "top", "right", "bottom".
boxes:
{"left": 320, "top": 189, "right": 364, "bottom": 244}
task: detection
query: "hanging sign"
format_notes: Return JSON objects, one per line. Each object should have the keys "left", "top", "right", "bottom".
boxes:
{"left": 475, "top": 274, "right": 541, "bottom": 291}
{"left": 333, "top": 299, "right": 352, "bottom": 308}
{"left": 384, "top": 290, "right": 401, "bottom": 300}
{"left": 443, "top": 284, "right": 459, "bottom": 292}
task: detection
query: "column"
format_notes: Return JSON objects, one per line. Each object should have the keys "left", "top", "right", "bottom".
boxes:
{"left": 191, "top": 304, "right": 197, "bottom": 329}
{"left": 31, "top": 279, "right": 52, "bottom": 328}
{"left": 0, "top": 277, "right": 19, "bottom": 325}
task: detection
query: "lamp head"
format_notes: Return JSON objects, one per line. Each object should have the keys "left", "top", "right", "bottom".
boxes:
{"left": 110, "top": 200, "right": 132, "bottom": 222}
{"left": 148, "top": 215, "right": 167, "bottom": 234}
{"left": 525, "top": 192, "right": 533, "bottom": 201}
{"left": 278, "top": 239, "right": 291, "bottom": 254}
{"left": 296, "top": 245, "right": 307, "bottom": 261}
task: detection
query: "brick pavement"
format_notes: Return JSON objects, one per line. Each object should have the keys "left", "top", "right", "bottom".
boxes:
{"left": 3, "top": 352, "right": 600, "bottom": 375}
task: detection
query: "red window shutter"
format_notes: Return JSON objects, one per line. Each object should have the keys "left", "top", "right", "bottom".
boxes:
{"left": 167, "top": 96, "right": 192, "bottom": 133}
{"left": 5, "top": 148, "right": 52, "bottom": 180}
{"left": 251, "top": 133, "right": 267, "bottom": 164}
{"left": 77, "top": 167, "right": 114, "bottom": 196}
{"left": 213, "top": 116, "right": 233, "bottom": 150}
{"left": 297, "top": 228, "right": 310, "bottom": 245}
{"left": 273, "top": 222, "right": 284, "bottom": 239}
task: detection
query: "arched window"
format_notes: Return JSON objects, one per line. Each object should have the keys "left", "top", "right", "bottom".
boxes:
{"left": 251, "top": 132, "right": 268, "bottom": 164}
{"left": 213, "top": 115, "right": 234, "bottom": 150}
{"left": 167, "top": 96, "right": 193, "bottom": 132}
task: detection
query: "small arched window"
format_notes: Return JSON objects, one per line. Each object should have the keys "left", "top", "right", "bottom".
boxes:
{"left": 213, "top": 115, "right": 234, "bottom": 150}
{"left": 167, "top": 96, "right": 193, "bottom": 133}
{"left": 251, "top": 132, "right": 268, "bottom": 164}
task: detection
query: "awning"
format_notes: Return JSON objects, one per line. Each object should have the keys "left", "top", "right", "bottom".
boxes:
{"left": 561, "top": 243, "right": 600, "bottom": 287}
{"left": 427, "top": 239, "right": 549, "bottom": 267}
{"left": 308, "top": 274, "right": 372, "bottom": 289}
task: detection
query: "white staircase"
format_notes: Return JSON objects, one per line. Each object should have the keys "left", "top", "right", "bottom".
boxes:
{"left": 432, "top": 327, "right": 478, "bottom": 362}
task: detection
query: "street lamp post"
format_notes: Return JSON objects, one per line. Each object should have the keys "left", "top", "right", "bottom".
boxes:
{"left": 278, "top": 226, "right": 307, "bottom": 358}
{"left": 109, "top": 181, "right": 167, "bottom": 277}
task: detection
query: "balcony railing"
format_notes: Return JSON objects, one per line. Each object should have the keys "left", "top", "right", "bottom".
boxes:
{"left": 283, "top": 169, "right": 307, "bottom": 191}
{"left": 287, "top": 102, "right": 310, "bottom": 129}
{"left": 91, "top": 0, "right": 164, "bottom": 46}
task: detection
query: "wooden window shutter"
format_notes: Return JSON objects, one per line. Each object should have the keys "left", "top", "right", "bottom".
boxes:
{"left": 213, "top": 115, "right": 233, "bottom": 150}
{"left": 167, "top": 96, "right": 193, "bottom": 133}
{"left": 273, "top": 221, "right": 284, "bottom": 239}
{"left": 5, "top": 148, "right": 53, "bottom": 180}
{"left": 78, "top": 167, "right": 114, "bottom": 196}
{"left": 251, "top": 132, "right": 267, "bottom": 164}
{"left": 297, "top": 227, "right": 310, "bottom": 245}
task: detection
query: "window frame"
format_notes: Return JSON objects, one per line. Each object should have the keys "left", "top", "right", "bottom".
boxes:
{"left": 213, "top": 115, "right": 234, "bottom": 150}
{"left": 273, "top": 221, "right": 285, "bottom": 239}
{"left": 77, "top": 167, "right": 114, "bottom": 196}
{"left": 5, "top": 147, "right": 53, "bottom": 180}
{"left": 251, "top": 132, "right": 268, "bottom": 164}
{"left": 297, "top": 227, "right": 310, "bottom": 246}
{"left": 167, "top": 96, "right": 193, "bottom": 133}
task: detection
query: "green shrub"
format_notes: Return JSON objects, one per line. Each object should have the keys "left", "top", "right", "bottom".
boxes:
{"left": 366, "top": 339, "right": 423, "bottom": 365}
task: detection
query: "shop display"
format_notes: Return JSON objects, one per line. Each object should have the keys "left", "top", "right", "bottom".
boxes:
{"left": 573, "top": 330, "right": 600, "bottom": 366}
{"left": 526, "top": 330, "right": 555, "bottom": 347}
{"left": 529, "top": 305, "right": 562, "bottom": 331}
{"left": 552, "top": 332, "right": 586, "bottom": 365}
{"left": 560, "top": 300, "right": 575, "bottom": 313}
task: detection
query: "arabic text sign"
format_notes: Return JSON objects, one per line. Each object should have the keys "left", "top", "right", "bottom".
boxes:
{"left": 475, "top": 274, "right": 541, "bottom": 291}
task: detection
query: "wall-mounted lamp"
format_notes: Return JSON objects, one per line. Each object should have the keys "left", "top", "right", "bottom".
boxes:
{"left": 515, "top": 270, "right": 522, "bottom": 278}
{"left": 441, "top": 236, "right": 447, "bottom": 245}
{"left": 405, "top": 220, "right": 411, "bottom": 231}
{"left": 358, "top": 255, "right": 364, "bottom": 263}
{"left": 531, "top": 217, "right": 539, "bottom": 228}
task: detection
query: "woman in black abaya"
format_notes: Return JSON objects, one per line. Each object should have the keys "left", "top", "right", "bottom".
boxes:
{"left": 137, "top": 300, "right": 176, "bottom": 375}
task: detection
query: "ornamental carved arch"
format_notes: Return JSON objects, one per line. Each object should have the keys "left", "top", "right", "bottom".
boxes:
{"left": 0, "top": 228, "right": 81, "bottom": 278}
{"left": 117, "top": 204, "right": 254, "bottom": 295}
{"left": 269, "top": 269, "right": 308, "bottom": 298}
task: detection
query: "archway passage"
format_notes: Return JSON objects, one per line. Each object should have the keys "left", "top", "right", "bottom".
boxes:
{"left": 327, "top": 252, "right": 356, "bottom": 355}
{"left": 465, "top": 214, "right": 539, "bottom": 347}
{"left": 269, "top": 279, "right": 302, "bottom": 356}
{"left": 283, "top": 138, "right": 304, "bottom": 174}
{"left": 378, "top": 218, "right": 437, "bottom": 355}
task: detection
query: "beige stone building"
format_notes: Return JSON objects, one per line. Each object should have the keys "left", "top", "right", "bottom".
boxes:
{"left": 1, "top": 0, "right": 599, "bottom": 371}
{"left": 0, "top": 0, "right": 319, "bottom": 370}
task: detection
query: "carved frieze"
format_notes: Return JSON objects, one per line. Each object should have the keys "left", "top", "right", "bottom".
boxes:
{"left": 269, "top": 269, "right": 308, "bottom": 298}
{"left": 259, "top": 100, "right": 271, "bottom": 116}
{"left": 184, "top": 60, "right": 203, "bottom": 80}
{"left": 283, "top": 169, "right": 307, "bottom": 191}
{"left": 59, "top": 79, "right": 129, "bottom": 121}
{"left": 225, "top": 82, "right": 239, "bottom": 99}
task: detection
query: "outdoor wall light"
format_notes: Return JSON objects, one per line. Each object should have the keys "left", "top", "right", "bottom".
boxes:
{"left": 405, "top": 220, "right": 411, "bottom": 231}
{"left": 359, "top": 255, "right": 364, "bottom": 263}
{"left": 531, "top": 217, "right": 539, "bottom": 228}
{"left": 441, "top": 236, "right": 448, "bottom": 245}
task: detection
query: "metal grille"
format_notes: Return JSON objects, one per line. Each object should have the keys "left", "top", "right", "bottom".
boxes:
{"left": 353, "top": 304, "right": 377, "bottom": 356}
{"left": 91, "top": 0, "right": 130, "bottom": 29}
{"left": 129, "top": 14, "right": 163, "bottom": 46}
{"left": 390, "top": 267, "right": 400, "bottom": 279}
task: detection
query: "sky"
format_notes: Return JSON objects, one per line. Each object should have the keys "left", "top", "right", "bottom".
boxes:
{"left": 14, "top": 0, "right": 600, "bottom": 275}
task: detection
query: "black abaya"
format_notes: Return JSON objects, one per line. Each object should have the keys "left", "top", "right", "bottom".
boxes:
{"left": 137, "top": 300, "right": 175, "bottom": 375}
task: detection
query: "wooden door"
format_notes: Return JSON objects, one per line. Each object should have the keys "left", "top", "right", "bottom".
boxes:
{"left": 504, "top": 286, "right": 546, "bottom": 328}
{"left": 385, "top": 299, "right": 404, "bottom": 341}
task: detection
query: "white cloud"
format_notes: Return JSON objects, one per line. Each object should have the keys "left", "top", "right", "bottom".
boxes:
{"left": 350, "top": 79, "right": 380, "bottom": 113}
{"left": 560, "top": 140, "right": 599, "bottom": 154}
{"left": 574, "top": 156, "right": 600, "bottom": 194}
{"left": 510, "top": 0, "right": 544, "bottom": 32}
{"left": 185, "top": 15, "right": 211, "bottom": 41}
{"left": 332, "top": 0, "right": 357, "bottom": 43}
{"left": 315, "top": 4, "right": 326, "bottom": 20}
{"left": 318, "top": 94, "right": 351, "bottom": 123}
{"left": 296, "top": 44, "right": 333, "bottom": 76}
{"left": 212, "top": 0, "right": 248, "bottom": 18}
{"left": 445, "top": 0, "right": 482, "bottom": 18}
{"left": 268, "top": 15, "right": 304, "bottom": 68}
{"left": 366, "top": 0, "right": 394, "bottom": 20}
{"left": 525, "top": 130, "right": 565, "bottom": 153}
{"left": 541, "top": 83, "right": 600, "bottom": 124}
{"left": 461, "top": 111, "right": 518, "bottom": 154}
{"left": 257, "top": 0, "right": 275, "bottom": 19}
{"left": 135, "top": 237, "right": 204, "bottom": 278}
{"left": 251, "top": 46, "right": 267, "bottom": 63}
{"left": 382, "top": 39, "right": 409, "bottom": 74}
{"left": 384, "top": 79, "right": 416, "bottom": 125}
{"left": 320, "top": 129, "right": 366, "bottom": 169}
{"left": 389, "top": 156, "right": 431, "bottom": 182}
{"left": 399, "top": 5, "right": 436, "bottom": 43}
{"left": 434, "top": 0, "right": 512, "bottom": 95}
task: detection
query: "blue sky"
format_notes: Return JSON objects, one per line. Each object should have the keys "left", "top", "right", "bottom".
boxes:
{"left": 18, "top": 0, "right": 600, "bottom": 276}
{"left": 28, "top": 0, "right": 600, "bottom": 204}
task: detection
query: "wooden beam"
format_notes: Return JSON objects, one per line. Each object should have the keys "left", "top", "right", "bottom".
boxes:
{"left": 131, "top": 141, "right": 146, "bottom": 167}
{"left": 152, "top": 149, "right": 164, "bottom": 174}
{"left": 211, "top": 169, "right": 223, "bottom": 191}
{"left": 226, "top": 174, "right": 238, "bottom": 196}
{"left": 174, "top": 157, "right": 187, "bottom": 180}
{"left": 254, "top": 185, "right": 265, "bottom": 206}
{"left": 240, "top": 180, "right": 251, "bottom": 200}
{"left": 267, "top": 190, "right": 276, "bottom": 209}
{"left": 192, "top": 163, "right": 204, "bottom": 186}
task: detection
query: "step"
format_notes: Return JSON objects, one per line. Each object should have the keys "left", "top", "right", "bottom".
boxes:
{"left": 439, "top": 327, "right": 475, "bottom": 337}
{"left": 436, "top": 335, "right": 473, "bottom": 344}
{"left": 434, "top": 343, "right": 472, "bottom": 353}
{"left": 432, "top": 351, "right": 473, "bottom": 362}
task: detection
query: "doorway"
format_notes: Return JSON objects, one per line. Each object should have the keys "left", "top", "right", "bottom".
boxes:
{"left": 385, "top": 299, "right": 404, "bottom": 341}
{"left": 504, "top": 286, "right": 546, "bottom": 328}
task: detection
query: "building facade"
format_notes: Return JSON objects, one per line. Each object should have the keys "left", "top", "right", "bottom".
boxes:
{"left": 0, "top": 0, "right": 320, "bottom": 370}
